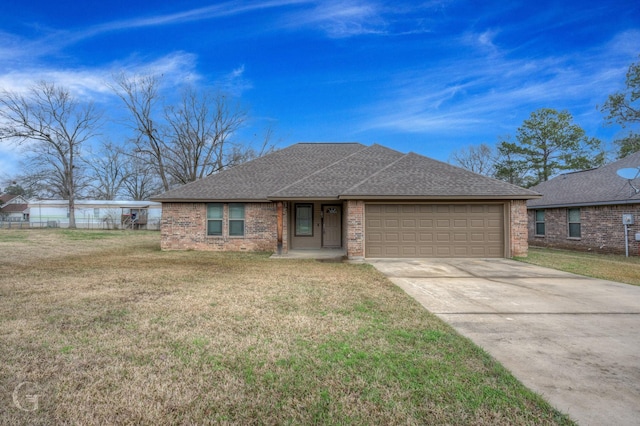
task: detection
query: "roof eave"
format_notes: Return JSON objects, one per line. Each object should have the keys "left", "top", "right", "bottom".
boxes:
{"left": 152, "top": 198, "right": 271, "bottom": 203}
{"left": 267, "top": 196, "right": 340, "bottom": 201}
{"left": 527, "top": 199, "right": 640, "bottom": 209}
{"left": 338, "top": 194, "right": 541, "bottom": 201}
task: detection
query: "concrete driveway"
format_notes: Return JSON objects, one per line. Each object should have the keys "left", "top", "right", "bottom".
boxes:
{"left": 368, "top": 258, "right": 640, "bottom": 426}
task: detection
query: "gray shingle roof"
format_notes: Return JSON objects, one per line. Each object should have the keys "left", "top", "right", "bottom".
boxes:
{"left": 153, "top": 143, "right": 365, "bottom": 201}
{"left": 527, "top": 151, "right": 640, "bottom": 208}
{"left": 153, "top": 142, "right": 539, "bottom": 202}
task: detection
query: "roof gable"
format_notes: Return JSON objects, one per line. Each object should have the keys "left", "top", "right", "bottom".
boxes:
{"left": 528, "top": 151, "right": 640, "bottom": 208}
{"left": 269, "top": 144, "right": 404, "bottom": 199}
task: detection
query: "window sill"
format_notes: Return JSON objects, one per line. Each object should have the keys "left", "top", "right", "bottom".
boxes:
{"left": 534, "top": 235, "right": 545, "bottom": 238}
{"left": 566, "top": 237, "right": 581, "bottom": 240}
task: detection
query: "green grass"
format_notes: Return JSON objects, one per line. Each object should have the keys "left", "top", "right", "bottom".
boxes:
{"left": 0, "top": 229, "right": 574, "bottom": 425}
{"left": 0, "top": 230, "right": 30, "bottom": 242}
{"left": 516, "top": 246, "right": 640, "bottom": 286}
{"left": 59, "top": 229, "right": 130, "bottom": 240}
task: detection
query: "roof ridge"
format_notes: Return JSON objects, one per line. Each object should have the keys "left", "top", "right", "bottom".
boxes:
{"left": 342, "top": 150, "right": 409, "bottom": 194}
{"left": 269, "top": 143, "right": 370, "bottom": 196}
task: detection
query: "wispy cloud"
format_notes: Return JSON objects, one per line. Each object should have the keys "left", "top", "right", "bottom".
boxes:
{"left": 292, "top": 1, "right": 386, "bottom": 37}
{"left": 281, "top": 0, "right": 440, "bottom": 37}
{"left": 0, "top": 52, "right": 200, "bottom": 99}
{"left": 360, "top": 29, "right": 640, "bottom": 136}
{"left": 76, "top": 0, "right": 311, "bottom": 40}
{"left": 0, "top": 0, "right": 312, "bottom": 64}
{"left": 217, "top": 65, "right": 254, "bottom": 96}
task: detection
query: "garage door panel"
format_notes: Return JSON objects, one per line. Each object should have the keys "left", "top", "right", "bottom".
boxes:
{"left": 365, "top": 204, "right": 504, "bottom": 258}
{"left": 453, "top": 232, "right": 468, "bottom": 242}
{"left": 487, "top": 219, "right": 502, "bottom": 228}
{"left": 385, "top": 232, "right": 399, "bottom": 242}
{"left": 419, "top": 219, "right": 433, "bottom": 227}
{"left": 470, "top": 219, "right": 485, "bottom": 228}
{"left": 436, "top": 232, "right": 450, "bottom": 242}
{"left": 436, "top": 219, "right": 451, "bottom": 228}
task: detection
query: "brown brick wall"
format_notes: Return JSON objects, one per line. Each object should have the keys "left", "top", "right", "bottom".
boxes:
{"left": 345, "top": 200, "right": 364, "bottom": 259}
{"left": 528, "top": 204, "right": 640, "bottom": 255}
{"left": 510, "top": 200, "right": 529, "bottom": 257}
{"left": 161, "top": 202, "right": 279, "bottom": 252}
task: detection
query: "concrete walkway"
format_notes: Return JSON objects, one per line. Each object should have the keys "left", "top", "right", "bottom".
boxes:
{"left": 368, "top": 258, "right": 640, "bottom": 426}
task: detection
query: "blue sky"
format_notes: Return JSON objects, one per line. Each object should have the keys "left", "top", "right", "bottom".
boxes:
{"left": 1, "top": 0, "right": 639, "bottom": 177}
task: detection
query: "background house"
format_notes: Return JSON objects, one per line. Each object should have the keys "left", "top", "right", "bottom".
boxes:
{"left": 27, "top": 200, "right": 162, "bottom": 230}
{"left": 0, "top": 194, "right": 29, "bottom": 226}
{"left": 527, "top": 151, "right": 640, "bottom": 255}
{"left": 153, "top": 143, "right": 540, "bottom": 259}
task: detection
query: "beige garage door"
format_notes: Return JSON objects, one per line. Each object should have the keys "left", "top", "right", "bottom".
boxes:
{"left": 365, "top": 204, "right": 505, "bottom": 258}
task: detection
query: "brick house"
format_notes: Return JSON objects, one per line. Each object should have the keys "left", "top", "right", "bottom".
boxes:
{"left": 152, "top": 143, "right": 539, "bottom": 259}
{"left": 527, "top": 151, "right": 640, "bottom": 255}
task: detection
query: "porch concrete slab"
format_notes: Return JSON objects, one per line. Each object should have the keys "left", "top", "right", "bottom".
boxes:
{"left": 270, "top": 249, "right": 346, "bottom": 261}
{"left": 368, "top": 258, "right": 640, "bottom": 426}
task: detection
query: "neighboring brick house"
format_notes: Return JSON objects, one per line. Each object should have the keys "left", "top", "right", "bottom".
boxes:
{"left": 527, "top": 151, "right": 640, "bottom": 255}
{"left": 152, "top": 143, "right": 540, "bottom": 259}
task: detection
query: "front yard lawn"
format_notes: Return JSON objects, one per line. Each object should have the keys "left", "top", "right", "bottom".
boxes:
{"left": 1, "top": 230, "right": 572, "bottom": 425}
{"left": 517, "top": 246, "right": 640, "bottom": 286}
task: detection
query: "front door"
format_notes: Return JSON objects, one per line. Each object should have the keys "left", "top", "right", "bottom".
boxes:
{"left": 322, "top": 205, "right": 342, "bottom": 248}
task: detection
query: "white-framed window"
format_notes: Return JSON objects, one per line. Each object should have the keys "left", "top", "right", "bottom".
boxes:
{"left": 229, "top": 203, "right": 245, "bottom": 237}
{"left": 207, "top": 203, "right": 223, "bottom": 236}
{"left": 535, "top": 210, "right": 545, "bottom": 236}
{"left": 295, "top": 204, "right": 313, "bottom": 236}
{"left": 568, "top": 208, "right": 581, "bottom": 238}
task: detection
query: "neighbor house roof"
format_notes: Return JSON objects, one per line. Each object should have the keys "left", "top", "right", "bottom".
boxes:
{"left": 0, "top": 203, "right": 27, "bottom": 213}
{"left": 0, "top": 194, "right": 18, "bottom": 204}
{"left": 153, "top": 143, "right": 540, "bottom": 202}
{"left": 528, "top": 151, "right": 640, "bottom": 208}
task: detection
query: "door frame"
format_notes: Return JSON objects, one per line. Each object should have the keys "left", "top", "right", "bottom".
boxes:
{"left": 321, "top": 204, "right": 342, "bottom": 248}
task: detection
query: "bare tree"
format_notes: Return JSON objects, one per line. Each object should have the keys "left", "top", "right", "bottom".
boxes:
{"left": 110, "top": 73, "right": 171, "bottom": 191}
{"left": 111, "top": 74, "right": 276, "bottom": 190}
{"left": 0, "top": 82, "right": 101, "bottom": 227}
{"left": 448, "top": 143, "right": 496, "bottom": 176}
{"left": 163, "top": 87, "right": 248, "bottom": 184}
{"left": 121, "top": 150, "right": 164, "bottom": 200}
{"left": 84, "top": 141, "right": 130, "bottom": 199}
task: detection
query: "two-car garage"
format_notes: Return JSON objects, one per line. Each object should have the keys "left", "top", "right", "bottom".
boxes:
{"left": 364, "top": 203, "right": 505, "bottom": 258}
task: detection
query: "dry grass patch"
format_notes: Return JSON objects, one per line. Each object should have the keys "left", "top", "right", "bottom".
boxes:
{"left": 518, "top": 247, "right": 640, "bottom": 286}
{"left": 1, "top": 229, "right": 573, "bottom": 425}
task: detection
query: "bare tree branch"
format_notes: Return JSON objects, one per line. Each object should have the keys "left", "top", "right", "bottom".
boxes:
{"left": 0, "top": 81, "right": 101, "bottom": 227}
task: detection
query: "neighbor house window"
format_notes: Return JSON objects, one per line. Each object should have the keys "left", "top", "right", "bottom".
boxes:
{"left": 295, "top": 204, "right": 313, "bottom": 236}
{"left": 207, "top": 203, "right": 223, "bottom": 236}
{"left": 568, "top": 208, "right": 581, "bottom": 238}
{"left": 229, "top": 203, "right": 245, "bottom": 236}
{"left": 535, "top": 210, "right": 545, "bottom": 236}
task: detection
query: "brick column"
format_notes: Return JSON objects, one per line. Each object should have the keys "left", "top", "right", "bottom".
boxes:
{"left": 510, "top": 200, "right": 528, "bottom": 257}
{"left": 345, "top": 200, "right": 364, "bottom": 259}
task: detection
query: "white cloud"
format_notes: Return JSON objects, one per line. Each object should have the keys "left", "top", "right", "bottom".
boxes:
{"left": 0, "top": 52, "right": 200, "bottom": 100}
{"left": 280, "top": 0, "right": 440, "bottom": 38}
{"left": 359, "top": 29, "right": 640, "bottom": 136}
